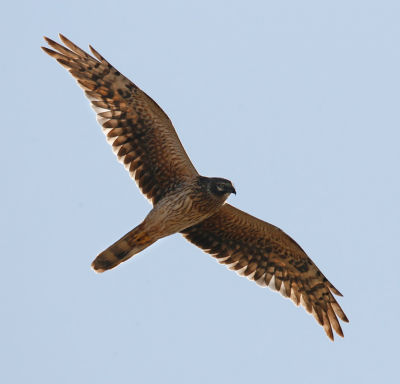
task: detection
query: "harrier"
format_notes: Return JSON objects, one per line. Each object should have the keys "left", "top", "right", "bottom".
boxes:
{"left": 42, "top": 35, "right": 348, "bottom": 340}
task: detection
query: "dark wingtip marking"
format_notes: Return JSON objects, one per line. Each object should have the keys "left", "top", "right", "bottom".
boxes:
{"left": 41, "top": 46, "right": 56, "bottom": 56}
{"left": 58, "top": 33, "right": 68, "bottom": 43}
{"left": 336, "top": 327, "right": 344, "bottom": 338}
{"left": 44, "top": 36, "right": 57, "bottom": 46}
{"left": 89, "top": 44, "right": 107, "bottom": 63}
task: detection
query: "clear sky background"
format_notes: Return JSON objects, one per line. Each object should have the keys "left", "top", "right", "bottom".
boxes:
{"left": 2, "top": 1, "right": 399, "bottom": 383}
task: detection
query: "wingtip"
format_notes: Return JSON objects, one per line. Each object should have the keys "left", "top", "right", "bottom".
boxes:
{"left": 42, "top": 36, "right": 53, "bottom": 52}
{"left": 326, "top": 326, "right": 334, "bottom": 341}
{"left": 329, "top": 283, "right": 343, "bottom": 297}
{"left": 89, "top": 44, "right": 105, "bottom": 62}
{"left": 58, "top": 33, "right": 75, "bottom": 49}
{"left": 41, "top": 46, "right": 56, "bottom": 56}
{"left": 326, "top": 318, "right": 346, "bottom": 341}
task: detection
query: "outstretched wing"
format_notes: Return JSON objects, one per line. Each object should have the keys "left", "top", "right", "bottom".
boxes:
{"left": 42, "top": 35, "right": 198, "bottom": 205}
{"left": 181, "top": 204, "right": 348, "bottom": 340}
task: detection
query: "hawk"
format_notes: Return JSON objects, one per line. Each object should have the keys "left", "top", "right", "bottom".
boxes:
{"left": 42, "top": 35, "right": 348, "bottom": 340}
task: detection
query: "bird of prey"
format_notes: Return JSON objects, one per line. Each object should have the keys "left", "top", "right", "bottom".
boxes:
{"left": 42, "top": 34, "right": 348, "bottom": 340}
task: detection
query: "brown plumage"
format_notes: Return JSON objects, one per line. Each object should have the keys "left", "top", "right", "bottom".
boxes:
{"left": 182, "top": 204, "right": 348, "bottom": 340}
{"left": 42, "top": 34, "right": 348, "bottom": 341}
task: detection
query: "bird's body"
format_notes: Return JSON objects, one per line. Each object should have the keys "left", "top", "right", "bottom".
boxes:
{"left": 93, "top": 176, "right": 235, "bottom": 271}
{"left": 42, "top": 35, "right": 349, "bottom": 340}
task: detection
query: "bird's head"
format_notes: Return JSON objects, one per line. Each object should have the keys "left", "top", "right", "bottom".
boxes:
{"left": 198, "top": 176, "right": 236, "bottom": 201}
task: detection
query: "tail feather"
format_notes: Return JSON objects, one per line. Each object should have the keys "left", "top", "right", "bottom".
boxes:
{"left": 92, "top": 224, "right": 154, "bottom": 272}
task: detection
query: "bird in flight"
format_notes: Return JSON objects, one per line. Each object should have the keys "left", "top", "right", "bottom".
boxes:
{"left": 42, "top": 34, "right": 348, "bottom": 340}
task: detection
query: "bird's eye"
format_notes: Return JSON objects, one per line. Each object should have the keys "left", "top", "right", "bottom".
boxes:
{"left": 216, "top": 184, "right": 225, "bottom": 192}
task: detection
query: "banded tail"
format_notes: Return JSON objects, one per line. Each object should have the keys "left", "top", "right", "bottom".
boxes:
{"left": 92, "top": 223, "right": 155, "bottom": 272}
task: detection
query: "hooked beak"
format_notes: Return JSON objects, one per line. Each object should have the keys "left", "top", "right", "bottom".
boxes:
{"left": 230, "top": 185, "right": 236, "bottom": 195}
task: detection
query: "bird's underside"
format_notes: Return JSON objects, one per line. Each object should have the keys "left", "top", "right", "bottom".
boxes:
{"left": 42, "top": 34, "right": 349, "bottom": 341}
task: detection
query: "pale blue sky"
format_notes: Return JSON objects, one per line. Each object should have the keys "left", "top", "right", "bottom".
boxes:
{"left": 2, "top": 1, "right": 399, "bottom": 383}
